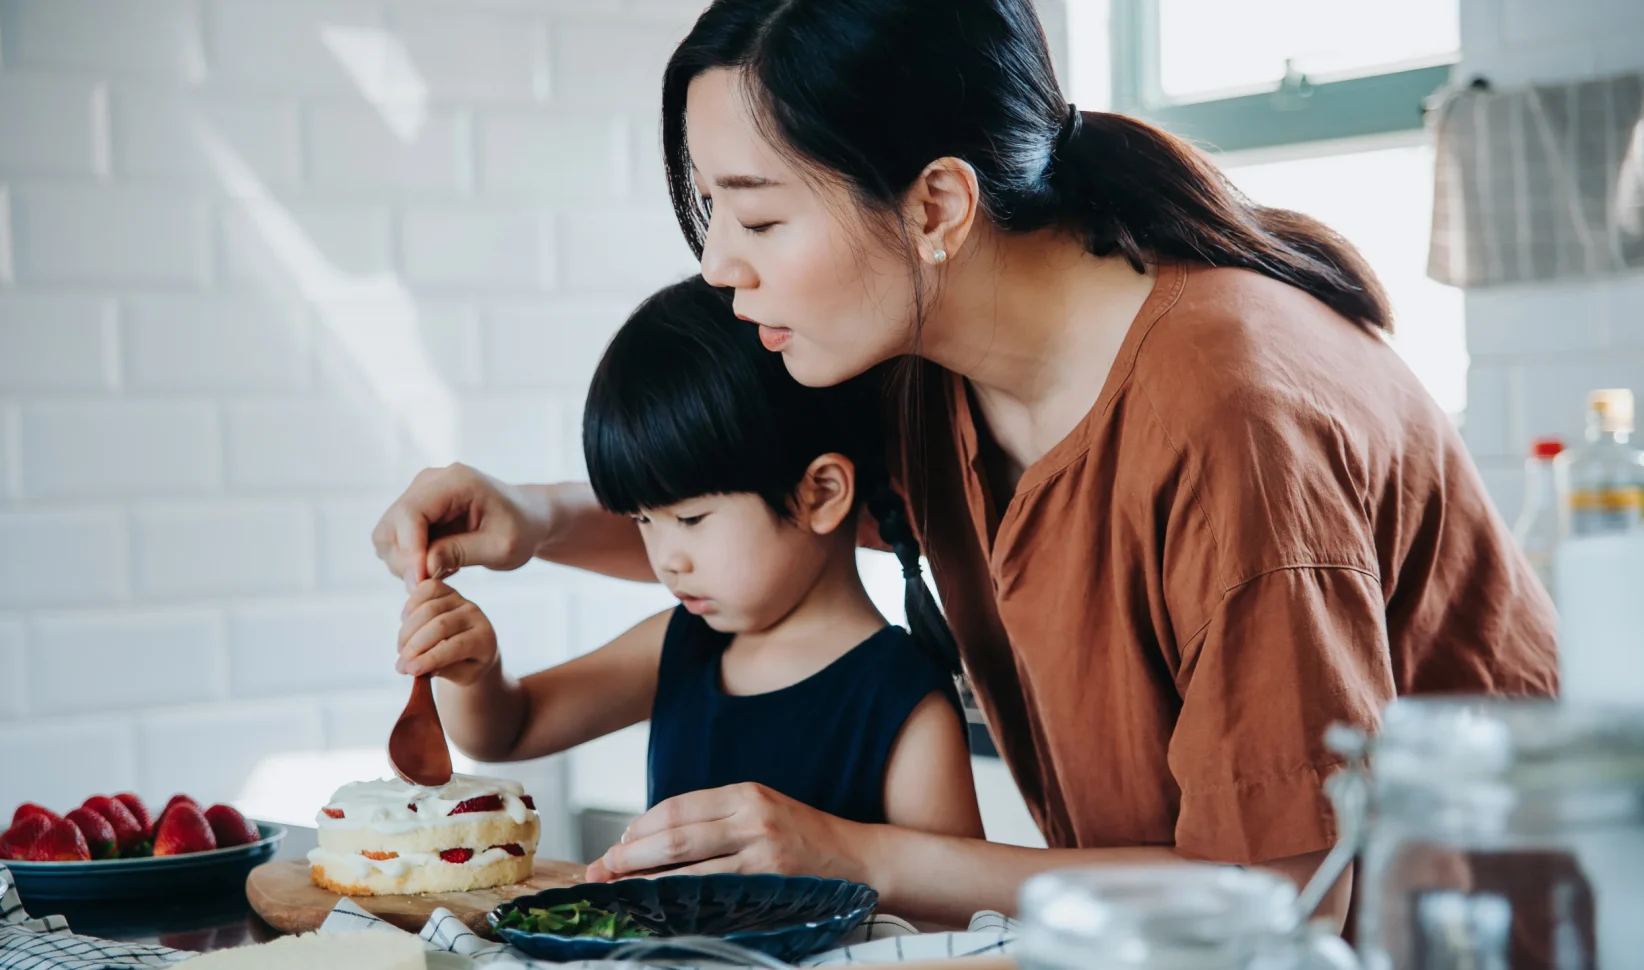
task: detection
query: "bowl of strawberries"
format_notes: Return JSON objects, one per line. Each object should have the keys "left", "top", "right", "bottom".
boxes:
{"left": 0, "top": 792, "right": 284, "bottom": 902}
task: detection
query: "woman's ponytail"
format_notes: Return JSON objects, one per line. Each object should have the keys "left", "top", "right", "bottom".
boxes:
{"left": 867, "top": 484, "right": 962, "bottom": 680}
{"left": 1047, "top": 108, "right": 1392, "bottom": 332}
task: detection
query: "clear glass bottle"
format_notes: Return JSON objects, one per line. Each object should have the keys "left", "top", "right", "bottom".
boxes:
{"left": 1555, "top": 389, "right": 1644, "bottom": 537}
{"left": 1328, "top": 699, "right": 1644, "bottom": 970}
{"left": 1017, "top": 865, "right": 1359, "bottom": 970}
{"left": 1514, "top": 436, "right": 1563, "bottom": 600}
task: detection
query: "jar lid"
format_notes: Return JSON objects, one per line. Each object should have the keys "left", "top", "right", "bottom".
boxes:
{"left": 1018, "top": 865, "right": 1296, "bottom": 959}
{"left": 1373, "top": 699, "right": 1644, "bottom": 787}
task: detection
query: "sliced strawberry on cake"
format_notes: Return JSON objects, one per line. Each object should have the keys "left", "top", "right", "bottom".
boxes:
{"left": 308, "top": 774, "right": 539, "bottom": 896}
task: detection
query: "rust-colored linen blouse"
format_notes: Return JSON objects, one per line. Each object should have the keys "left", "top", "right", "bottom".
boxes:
{"left": 895, "top": 261, "right": 1558, "bottom": 864}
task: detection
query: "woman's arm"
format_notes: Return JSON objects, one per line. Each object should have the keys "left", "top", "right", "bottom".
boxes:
{"left": 585, "top": 786, "right": 1351, "bottom": 928}
{"left": 532, "top": 482, "right": 655, "bottom": 583}
{"left": 374, "top": 467, "right": 655, "bottom": 586}
{"left": 881, "top": 693, "right": 984, "bottom": 839}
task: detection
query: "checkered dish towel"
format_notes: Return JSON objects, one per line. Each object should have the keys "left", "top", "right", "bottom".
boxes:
{"left": 1428, "top": 70, "right": 1644, "bottom": 287}
{"left": 0, "top": 863, "right": 1016, "bottom": 969}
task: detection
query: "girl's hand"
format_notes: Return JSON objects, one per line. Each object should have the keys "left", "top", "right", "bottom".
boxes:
{"left": 397, "top": 579, "right": 499, "bottom": 686}
{"left": 584, "top": 783, "right": 868, "bottom": 885}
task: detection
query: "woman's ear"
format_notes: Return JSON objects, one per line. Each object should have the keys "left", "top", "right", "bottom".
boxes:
{"left": 904, "top": 156, "right": 980, "bottom": 265}
{"left": 794, "top": 454, "right": 857, "bottom": 535}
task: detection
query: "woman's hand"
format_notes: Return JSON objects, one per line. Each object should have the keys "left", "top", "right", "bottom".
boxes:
{"left": 585, "top": 783, "right": 869, "bottom": 885}
{"left": 397, "top": 579, "right": 499, "bottom": 686}
{"left": 373, "top": 464, "right": 543, "bottom": 590}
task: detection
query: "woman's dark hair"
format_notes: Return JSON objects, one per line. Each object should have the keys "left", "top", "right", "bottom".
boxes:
{"left": 660, "top": 0, "right": 1391, "bottom": 332}
{"left": 584, "top": 276, "right": 962, "bottom": 676}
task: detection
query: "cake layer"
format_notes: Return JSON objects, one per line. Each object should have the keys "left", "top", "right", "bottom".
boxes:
{"left": 316, "top": 813, "right": 538, "bottom": 856}
{"left": 309, "top": 847, "right": 534, "bottom": 896}
{"left": 316, "top": 774, "right": 534, "bottom": 835}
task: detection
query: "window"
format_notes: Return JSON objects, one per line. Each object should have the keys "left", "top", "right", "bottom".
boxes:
{"left": 1083, "top": 0, "right": 1465, "bottom": 414}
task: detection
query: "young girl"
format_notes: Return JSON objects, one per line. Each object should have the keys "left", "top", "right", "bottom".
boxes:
{"left": 394, "top": 276, "right": 983, "bottom": 844}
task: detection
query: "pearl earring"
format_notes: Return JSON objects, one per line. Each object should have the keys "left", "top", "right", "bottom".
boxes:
{"left": 932, "top": 248, "right": 948, "bottom": 264}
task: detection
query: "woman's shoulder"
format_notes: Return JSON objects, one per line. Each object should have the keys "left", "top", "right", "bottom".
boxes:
{"left": 1127, "top": 263, "right": 1438, "bottom": 451}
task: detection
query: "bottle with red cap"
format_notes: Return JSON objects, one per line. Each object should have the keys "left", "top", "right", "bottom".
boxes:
{"left": 1515, "top": 436, "right": 1564, "bottom": 598}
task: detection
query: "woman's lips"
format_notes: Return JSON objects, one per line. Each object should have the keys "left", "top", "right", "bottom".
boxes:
{"left": 757, "top": 325, "right": 793, "bottom": 352}
{"left": 677, "top": 594, "right": 713, "bottom": 615}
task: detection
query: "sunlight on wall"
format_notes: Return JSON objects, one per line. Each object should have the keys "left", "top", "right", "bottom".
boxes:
{"left": 196, "top": 122, "right": 459, "bottom": 464}
{"left": 320, "top": 26, "right": 429, "bottom": 143}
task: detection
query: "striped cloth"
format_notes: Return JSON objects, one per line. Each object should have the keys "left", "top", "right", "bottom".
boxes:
{"left": 0, "top": 865, "right": 188, "bottom": 969}
{"left": 1428, "top": 70, "right": 1644, "bottom": 287}
{"left": 0, "top": 863, "right": 1016, "bottom": 969}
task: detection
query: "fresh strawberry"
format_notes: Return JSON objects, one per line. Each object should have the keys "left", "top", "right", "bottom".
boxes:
{"left": 11, "top": 803, "right": 59, "bottom": 829}
{"left": 82, "top": 795, "right": 144, "bottom": 855}
{"left": 488, "top": 843, "right": 525, "bottom": 857}
{"left": 114, "top": 793, "right": 153, "bottom": 836}
{"left": 0, "top": 815, "right": 52, "bottom": 860}
{"left": 520, "top": 795, "right": 535, "bottom": 810}
{"left": 321, "top": 807, "right": 344, "bottom": 819}
{"left": 407, "top": 803, "right": 418, "bottom": 813}
{"left": 203, "top": 804, "right": 259, "bottom": 847}
{"left": 447, "top": 795, "right": 503, "bottom": 816}
{"left": 65, "top": 807, "right": 118, "bottom": 859}
{"left": 438, "top": 847, "right": 473, "bottom": 864}
{"left": 22, "top": 818, "right": 90, "bottom": 861}
{"left": 155, "top": 794, "right": 200, "bottom": 828}
{"left": 152, "top": 803, "right": 217, "bottom": 856}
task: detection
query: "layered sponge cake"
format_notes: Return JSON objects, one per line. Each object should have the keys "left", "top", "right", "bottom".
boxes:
{"left": 307, "top": 774, "right": 539, "bottom": 896}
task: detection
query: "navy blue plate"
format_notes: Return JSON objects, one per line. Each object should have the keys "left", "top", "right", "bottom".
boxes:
{"left": 490, "top": 874, "right": 878, "bottom": 963}
{"left": 3, "top": 821, "right": 285, "bottom": 902}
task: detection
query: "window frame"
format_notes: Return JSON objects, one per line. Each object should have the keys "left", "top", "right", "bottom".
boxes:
{"left": 1107, "top": 0, "right": 1456, "bottom": 154}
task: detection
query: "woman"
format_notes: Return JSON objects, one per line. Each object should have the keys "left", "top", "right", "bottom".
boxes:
{"left": 374, "top": 0, "right": 1557, "bottom": 927}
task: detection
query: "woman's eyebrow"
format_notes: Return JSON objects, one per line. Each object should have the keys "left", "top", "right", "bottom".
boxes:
{"left": 714, "top": 174, "right": 783, "bottom": 189}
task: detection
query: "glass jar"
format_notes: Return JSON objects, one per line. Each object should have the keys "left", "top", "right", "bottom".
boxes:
{"left": 1018, "top": 865, "right": 1359, "bottom": 970}
{"left": 1330, "top": 699, "right": 1644, "bottom": 970}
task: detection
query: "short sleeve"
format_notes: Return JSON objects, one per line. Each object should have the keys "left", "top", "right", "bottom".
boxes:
{"left": 1168, "top": 565, "right": 1396, "bottom": 864}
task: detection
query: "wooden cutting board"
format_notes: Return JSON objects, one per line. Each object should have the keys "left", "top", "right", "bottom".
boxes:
{"left": 245, "top": 858, "right": 588, "bottom": 936}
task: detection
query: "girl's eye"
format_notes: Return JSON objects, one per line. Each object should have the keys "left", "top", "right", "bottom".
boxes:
{"left": 631, "top": 514, "right": 651, "bottom": 525}
{"left": 741, "top": 222, "right": 776, "bottom": 235}
{"left": 678, "top": 514, "right": 707, "bottom": 527}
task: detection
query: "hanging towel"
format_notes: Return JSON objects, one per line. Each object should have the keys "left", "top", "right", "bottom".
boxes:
{"left": 1428, "top": 71, "right": 1644, "bottom": 287}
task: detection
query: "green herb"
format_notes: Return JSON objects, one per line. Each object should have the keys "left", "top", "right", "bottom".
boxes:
{"left": 497, "top": 900, "right": 653, "bottom": 940}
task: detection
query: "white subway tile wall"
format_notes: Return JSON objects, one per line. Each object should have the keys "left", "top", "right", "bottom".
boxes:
{"left": 1458, "top": 0, "right": 1644, "bottom": 516}
{"left": 0, "top": 0, "right": 714, "bottom": 847}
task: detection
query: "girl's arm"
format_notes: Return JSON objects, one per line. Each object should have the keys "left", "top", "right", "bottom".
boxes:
{"left": 882, "top": 692, "right": 984, "bottom": 839}
{"left": 396, "top": 578, "right": 670, "bottom": 763}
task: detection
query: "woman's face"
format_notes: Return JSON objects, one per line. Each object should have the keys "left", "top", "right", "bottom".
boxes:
{"left": 686, "top": 68, "right": 917, "bottom": 387}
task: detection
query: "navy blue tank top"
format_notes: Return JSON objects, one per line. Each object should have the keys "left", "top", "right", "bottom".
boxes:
{"left": 647, "top": 607, "right": 960, "bottom": 825}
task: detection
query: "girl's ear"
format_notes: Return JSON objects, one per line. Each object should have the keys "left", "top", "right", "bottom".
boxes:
{"left": 794, "top": 454, "right": 857, "bottom": 535}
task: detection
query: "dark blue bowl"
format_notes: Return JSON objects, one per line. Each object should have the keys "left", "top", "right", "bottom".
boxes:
{"left": 489, "top": 874, "right": 878, "bottom": 963}
{"left": 4, "top": 821, "right": 285, "bottom": 903}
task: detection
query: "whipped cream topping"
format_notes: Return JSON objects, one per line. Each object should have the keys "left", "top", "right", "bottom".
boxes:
{"left": 306, "top": 845, "right": 529, "bottom": 881}
{"left": 315, "top": 774, "right": 534, "bottom": 833}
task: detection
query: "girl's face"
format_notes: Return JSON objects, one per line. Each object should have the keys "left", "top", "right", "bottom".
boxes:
{"left": 634, "top": 493, "right": 837, "bottom": 634}
{"left": 686, "top": 68, "right": 917, "bottom": 388}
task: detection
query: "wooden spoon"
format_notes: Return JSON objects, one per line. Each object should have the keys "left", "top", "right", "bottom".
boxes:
{"left": 388, "top": 674, "right": 453, "bottom": 788}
